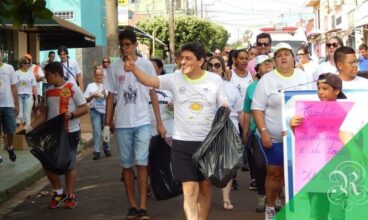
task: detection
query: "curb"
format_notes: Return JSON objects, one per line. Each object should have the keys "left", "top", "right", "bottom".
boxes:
{"left": 0, "top": 135, "right": 92, "bottom": 205}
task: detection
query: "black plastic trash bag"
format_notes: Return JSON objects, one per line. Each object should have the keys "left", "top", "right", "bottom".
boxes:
{"left": 149, "top": 135, "right": 182, "bottom": 200}
{"left": 26, "top": 114, "right": 71, "bottom": 175}
{"left": 192, "top": 106, "right": 244, "bottom": 188}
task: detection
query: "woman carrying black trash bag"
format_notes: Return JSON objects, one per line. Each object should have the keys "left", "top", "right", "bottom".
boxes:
{"left": 25, "top": 62, "right": 88, "bottom": 209}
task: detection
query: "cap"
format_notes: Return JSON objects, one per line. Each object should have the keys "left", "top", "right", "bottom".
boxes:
{"left": 24, "top": 53, "right": 32, "bottom": 60}
{"left": 255, "top": 55, "right": 272, "bottom": 66}
{"left": 317, "top": 73, "right": 347, "bottom": 99}
{"left": 273, "top": 42, "right": 293, "bottom": 56}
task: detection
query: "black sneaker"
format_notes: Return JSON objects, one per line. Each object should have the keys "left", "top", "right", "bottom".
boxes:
{"left": 92, "top": 152, "right": 101, "bottom": 160}
{"left": 104, "top": 150, "right": 111, "bottom": 157}
{"left": 241, "top": 163, "right": 250, "bottom": 171}
{"left": 138, "top": 209, "right": 151, "bottom": 220}
{"left": 231, "top": 179, "right": 239, "bottom": 191}
{"left": 0, "top": 156, "right": 3, "bottom": 165}
{"left": 127, "top": 207, "right": 139, "bottom": 219}
{"left": 7, "top": 146, "right": 16, "bottom": 162}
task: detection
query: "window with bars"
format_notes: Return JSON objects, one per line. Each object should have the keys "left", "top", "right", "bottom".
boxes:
{"left": 54, "top": 11, "right": 74, "bottom": 20}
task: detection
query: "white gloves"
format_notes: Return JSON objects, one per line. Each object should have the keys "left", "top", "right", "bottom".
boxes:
{"left": 102, "top": 125, "right": 111, "bottom": 142}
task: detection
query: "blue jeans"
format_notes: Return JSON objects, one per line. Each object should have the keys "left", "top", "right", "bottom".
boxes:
{"left": 18, "top": 94, "right": 33, "bottom": 126}
{"left": 115, "top": 124, "right": 151, "bottom": 168}
{"left": 90, "top": 108, "right": 110, "bottom": 153}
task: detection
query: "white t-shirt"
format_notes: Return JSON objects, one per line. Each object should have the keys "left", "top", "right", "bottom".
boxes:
{"left": 149, "top": 89, "right": 174, "bottom": 137}
{"left": 104, "top": 57, "right": 156, "bottom": 128}
{"left": 252, "top": 68, "right": 312, "bottom": 143}
{"left": 0, "top": 63, "right": 17, "bottom": 107}
{"left": 342, "top": 76, "right": 368, "bottom": 90}
{"left": 30, "top": 64, "right": 44, "bottom": 96}
{"left": 45, "top": 82, "right": 86, "bottom": 132}
{"left": 314, "top": 61, "right": 338, "bottom": 81}
{"left": 15, "top": 69, "right": 37, "bottom": 95}
{"left": 223, "top": 81, "right": 243, "bottom": 132}
{"left": 60, "top": 59, "right": 81, "bottom": 87}
{"left": 84, "top": 82, "right": 107, "bottom": 114}
{"left": 159, "top": 71, "right": 228, "bottom": 141}
{"left": 229, "top": 69, "right": 253, "bottom": 100}
{"left": 302, "top": 60, "right": 318, "bottom": 81}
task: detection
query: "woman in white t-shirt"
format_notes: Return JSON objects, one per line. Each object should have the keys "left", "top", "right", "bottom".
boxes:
{"left": 15, "top": 56, "right": 37, "bottom": 126}
{"left": 252, "top": 43, "right": 312, "bottom": 220}
{"left": 208, "top": 55, "right": 243, "bottom": 211}
{"left": 84, "top": 67, "right": 110, "bottom": 160}
{"left": 296, "top": 45, "right": 318, "bottom": 80}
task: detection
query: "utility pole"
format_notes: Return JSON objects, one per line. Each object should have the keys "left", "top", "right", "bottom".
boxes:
{"left": 201, "top": 0, "right": 203, "bottom": 18}
{"left": 168, "top": 0, "right": 175, "bottom": 63}
{"left": 184, "top": 0, "right": 188, "bottom": 15}
{"left": 194, "top": 0, "right": 198, "bottom": 16}
{"left": 106, "top": 0, "right": 119, "bottom": 57}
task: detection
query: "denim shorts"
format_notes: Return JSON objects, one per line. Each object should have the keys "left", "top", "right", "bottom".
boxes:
{"left": 0, "top": 107, "right": 16, "bottom": 134}
{"left": 115, "top": 124, "right": 151, "bottom": 168}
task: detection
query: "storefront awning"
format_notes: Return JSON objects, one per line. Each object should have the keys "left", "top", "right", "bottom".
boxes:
{"left": 119, "top": 25, "right": 167, "bottom": 47}
{"left": 2, "top": 16, "right": 95, "bottom": 50}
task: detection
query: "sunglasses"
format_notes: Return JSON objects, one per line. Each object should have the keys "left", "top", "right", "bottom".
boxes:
{"left": 326, "top": 43, "right": 339, "bottom": 48}
{"left": 297, "top": 53, "right": 306, "bottom": 56}
{"left": 103, "top": 60, "right": 110, "bottom": 63}
{"left": 256, "top": 42, "right": 271, "bottom": 47}
{"left": 22, "top": 62, "right": 30, "bottom": 65}
{"left": 208, "top": 63, "right": 221, "bottom": 69}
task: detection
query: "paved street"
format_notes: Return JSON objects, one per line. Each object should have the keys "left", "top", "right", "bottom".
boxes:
{"left": 0, "top": 137, "right": 264, "bottom": 220}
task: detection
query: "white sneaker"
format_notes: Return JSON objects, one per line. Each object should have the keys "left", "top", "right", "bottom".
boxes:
{"left": 265, "top": 207, "right": 276, "bottom": 220}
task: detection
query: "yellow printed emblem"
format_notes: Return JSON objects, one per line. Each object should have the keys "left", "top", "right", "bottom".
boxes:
{"left": 190, "top": 102, "right": 202, "bottom": 111}
{"left": 60, "top": 88, "right": 72, "bottom": 98}
{"left": 20, "top": 81, "right": 27, "bottom": 88}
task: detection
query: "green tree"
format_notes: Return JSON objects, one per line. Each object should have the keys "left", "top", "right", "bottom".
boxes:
{"left": 137, "top": 16, "right": 229, "bottom": 58}
{"left": 0, "top": 0, "right": 53, "bottom": 28}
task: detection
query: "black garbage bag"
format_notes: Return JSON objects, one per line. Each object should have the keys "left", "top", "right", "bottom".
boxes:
{"left": 192, "top": 106, "right": 244, "bottom": 188}
{"left": 26, "top": 114, "right": 71, "bottom": 175}
{"left": 149, "top": 135, "right": 182, "bottom": 200}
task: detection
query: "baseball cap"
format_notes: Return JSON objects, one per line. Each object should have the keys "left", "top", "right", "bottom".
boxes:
{"left": 317, "top": 73, "right": 347, "bottom": 99}
{"left": 255, "top": 55, "right": 272, "bottom": 66}
{"left": 24, "top": 53, "right": 32, "bottom": 60}
{"left": 273, "top": 42, "right": 293, "bottom": 56}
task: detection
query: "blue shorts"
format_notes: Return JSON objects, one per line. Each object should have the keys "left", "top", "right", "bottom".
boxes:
{"left": 115, "top": 124, "right": 151, "bottom": 168}
{"left": 0, "top": 107, "right": 16, "bottom": 134}
{"left": 258, "top": 139, "right": 283, "bottom": 166}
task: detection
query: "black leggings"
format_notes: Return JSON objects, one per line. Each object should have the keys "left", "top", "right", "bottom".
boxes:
{"left": 246, "top": 132, "right": 267, "bottom": 195}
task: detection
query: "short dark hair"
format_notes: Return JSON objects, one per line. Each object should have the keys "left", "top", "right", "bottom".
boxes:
{"left": 334, "top": 46, "right": 356, "bottom": 65}
{"left": 57, "top": 46, "right": 68, "bottom": 55}
{"left": 234, "top": 49, "right": 248, "bottom": 59}
{"left": 359, "top": 43, "right": 368, "bottom": 51}
{"left": 181, "top": 42, "right": 206, "bottom": 61}
{"left": 119, "top": 29, "right": 137, "bottom": 43}
{"left": 256, "top": 33, "right": 272, "bottom": 44}
{"left": 297, "top": 45, "right": 309, "bottom": 54}
{"left": 48, "top": 51, "right": 55, "bottom": 56}
{"left": 150, "top": 58, "right": 164, "bottom": 68}
{"left": 44, "top": 62, "right": 64, "bottom": 77}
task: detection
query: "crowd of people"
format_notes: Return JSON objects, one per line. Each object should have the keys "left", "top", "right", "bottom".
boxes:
{"left": 1, "top": 28, "right": 368, "bottom": 220}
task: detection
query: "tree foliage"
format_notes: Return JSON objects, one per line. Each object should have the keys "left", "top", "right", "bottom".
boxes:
{"left": 137, "top": 16, "right": 229, "bottom": 56}
{"left": 0, "top": 0, "right": 53, "bottom": 28}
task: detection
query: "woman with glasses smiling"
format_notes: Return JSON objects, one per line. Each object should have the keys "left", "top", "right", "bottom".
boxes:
{"left": 15, "top": 55, "right": 38, "bottom": 127}
{"left": 207, "top": 55, "right": 243, "bottom": 211}
{"left": 314, "top": 36, "right": 344, "bottom": 81}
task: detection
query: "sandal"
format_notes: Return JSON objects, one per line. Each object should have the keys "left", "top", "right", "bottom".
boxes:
{"left": 223, "top": 201, "right": 234, "bottom": 210}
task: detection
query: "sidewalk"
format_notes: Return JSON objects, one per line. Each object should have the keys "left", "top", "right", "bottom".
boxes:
{"left": 0, "top": 114, "right": 93, "bottom": 205}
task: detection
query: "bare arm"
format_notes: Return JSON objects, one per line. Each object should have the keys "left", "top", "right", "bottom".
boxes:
{"left": 150, "top": 89, "right": 166, "bottom": 138}
{"left": 242, "top": 112, "right": 251, "bottom": 144}
{"left": 253, "top": 110, "right": 272, "bottom": 148}
{"left": 30, "top": 107, "right": 47, "bottom": 128}
{"left": 104, "top": 92, "right": 115, "bottom": 127}
{"left": 11, "top": 84, "right": 19, "bottom": 116}
{"left": 77, "top": 73, "right": 84, "bottom": 91}
{"left": 124, "top": 56, "right": 160, "bottom": 88}
{"left": 65, "top": 103, "right": 88, "bottom": 120}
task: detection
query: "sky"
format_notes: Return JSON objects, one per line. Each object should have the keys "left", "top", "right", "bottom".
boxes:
{"left": 196, "top": 0, "right": 314, "bottom": 43}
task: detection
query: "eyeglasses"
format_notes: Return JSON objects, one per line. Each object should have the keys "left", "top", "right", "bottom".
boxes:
{"left": 344, "top": 60, "right": 359, "bottom": 67}
{"left": 326, "top": 43, "right": 339, "bottom": 48}
{"left": 208, "top": 63, "right": 221, "bottom": 69}
{"left": 119, "top": 42, "right": 133, "bottom": 48}
{"left": 297, "top": 53, "right": 306, "bottom": 56}
{"left": 256, "top": 42, "right": 271, "bottom": 47}
{"left": 22, "top": 62, "right": 30, "bottom": 65}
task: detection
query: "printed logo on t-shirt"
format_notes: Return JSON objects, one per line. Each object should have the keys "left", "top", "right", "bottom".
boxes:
{"left": 20, "top": 80, "right": 28, "bottom": 88}
{"left": 118, "top": 75, "right": 125, "bottom": 83}
{"left": 190, "top": 102, "right": 202, "bottom": 111}
{"left": 123, "top": 85, "right": 137, "bottom": 104}
{"left": 60, "top": 87, "right": 72, "bottom": 98}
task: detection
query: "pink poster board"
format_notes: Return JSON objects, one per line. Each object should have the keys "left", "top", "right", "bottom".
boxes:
{"left": 294, "top": 101, "right": 353, "bottom": 193}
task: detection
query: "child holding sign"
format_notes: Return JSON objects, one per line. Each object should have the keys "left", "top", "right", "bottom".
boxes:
{"left": 290, "top": 73, "right": 347, "bottom": 220}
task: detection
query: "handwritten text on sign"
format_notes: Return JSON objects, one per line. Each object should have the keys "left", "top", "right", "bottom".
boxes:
{"left": 294, "top": 101, "right": 353, "bottom": 193}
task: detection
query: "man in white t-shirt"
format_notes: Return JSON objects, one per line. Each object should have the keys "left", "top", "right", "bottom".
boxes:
{"left": 334, "top": 46, "right": 368, "bottom": 90}
{"left": 40, "top": 51, "right": 55, "bottom": 98}
{"left": 0, "top": 53, "right": 19, "bottom": 164}
{"left": 123, "top": 41, "right": 228, "bottom": 220}
{"left": 57, "top": 46, "right": 84, "bottom": 91}
{"left": 103, "top": 30, "right": 165, "bottom": 219}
